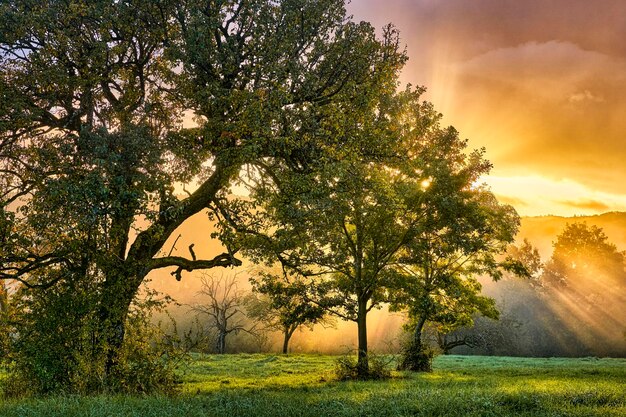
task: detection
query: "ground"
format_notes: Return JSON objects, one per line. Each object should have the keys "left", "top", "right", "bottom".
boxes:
{"left": 0, "top": 354, "right": 624, "bottom": 416}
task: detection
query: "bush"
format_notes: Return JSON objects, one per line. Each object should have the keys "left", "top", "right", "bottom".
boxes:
{"left": 334, "top": 352, "right": 392, "bottom": 381}
{"left": 4, "top": 280, "right": 183, "bottom": 397}
{"left": 397, "top": 340, "right": 436, "bottom": 372}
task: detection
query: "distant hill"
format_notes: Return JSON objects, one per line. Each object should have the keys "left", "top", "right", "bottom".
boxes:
{"left": 519, "top": 212, "right": 626, "bottom": 259}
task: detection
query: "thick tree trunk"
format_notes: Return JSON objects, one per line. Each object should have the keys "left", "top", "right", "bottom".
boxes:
{"left": 97, "top": 265, "right": 145, "bottom": 378}
{"left": 98, "top": 298, "right": 131, "bottom": 376}
{"left": 102, "top": 306, "right": 129, "bottom": 375}
{"left": 356, "top": 298, "right": 369, "bottom": 376}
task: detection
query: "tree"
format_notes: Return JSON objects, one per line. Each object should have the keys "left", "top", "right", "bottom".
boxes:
{"left": 427, "top": 239, "right": 541, "bottom": 357}
{"left": 386, "top": 135, "right": 524, "bottom": 371}
{"left": 0, "top": 0, "right": 402, "bottom": 391}
{"left": 233, "top": 95, "right": 421, "bottom": 375}
{"left": 540, "top": 222, "right": 626, "bottom": 353}
{"left": 432, "top": 312, "right": 524, "bottom": 355}
{"left": 229, "top": 81, "right": 521, "bottom": 376}
{"left": 189, "top": 273, "right": 252, "bottom": 354}
{"left": 543, "top": 222, "right": 625, "bottom": 289}
{"left": 246, "top": 270, "right": 334, "bottom": 354}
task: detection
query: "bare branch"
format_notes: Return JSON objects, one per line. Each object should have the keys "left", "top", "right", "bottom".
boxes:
{"left": 149, "top": 253, "right": 242, "bottom": 281}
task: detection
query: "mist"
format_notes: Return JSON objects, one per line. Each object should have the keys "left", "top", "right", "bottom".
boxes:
{"left": 146, "top": 211, "right": 626, "bottom": 357}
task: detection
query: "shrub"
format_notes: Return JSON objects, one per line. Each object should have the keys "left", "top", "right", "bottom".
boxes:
{"left": 4, "top": 280, "right": 183, "bottom": 397}
{"left": 397, "top": 340, "right": 436, "bottom": 372}
{"left": 334, "top": 352, "right": 392, "bottom": 381}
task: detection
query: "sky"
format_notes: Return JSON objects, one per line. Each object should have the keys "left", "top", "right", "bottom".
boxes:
{"left": 348, "top": 0, "right": 626, "bottom": 217}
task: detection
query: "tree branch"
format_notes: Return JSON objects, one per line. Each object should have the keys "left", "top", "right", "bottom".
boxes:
{"left": 149, "top": 252, "right": 242, "bottom": 281}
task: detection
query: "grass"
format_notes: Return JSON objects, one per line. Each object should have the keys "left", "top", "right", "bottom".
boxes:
{"left": 0, "top": 354, "right": 624, "bottom": 416}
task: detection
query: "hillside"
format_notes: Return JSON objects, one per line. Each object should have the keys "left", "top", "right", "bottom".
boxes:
{"left": 519, "top": 212, "right": 626, "bottom": 258}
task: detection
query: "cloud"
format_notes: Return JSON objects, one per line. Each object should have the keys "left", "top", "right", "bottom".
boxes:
{"left": 558, "top": 199, "right": 610, "bottom": 212}
{"left": 496, "top": 195, "right": 528, "bottom": 208}
{"left": 486, "top": 175, "right": 626, "bottom": 217}
{"left": 568, "top": 90, "right": 605, "bottom": 104}
{"left": 447, "top": 41, "right": 626, "bottom": 195}
{"left": 351, "top": 0, "right": 626, "bottom": 60}
{"left": 452, "top": 40, "right": 626, "bottom": 100}
{"left": 349, "top": 1, "right": 626, "bottom": 210}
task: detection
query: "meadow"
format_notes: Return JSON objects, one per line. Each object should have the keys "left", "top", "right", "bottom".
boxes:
{"left": 0, "top": 354, "right": 624, "bottom": 417}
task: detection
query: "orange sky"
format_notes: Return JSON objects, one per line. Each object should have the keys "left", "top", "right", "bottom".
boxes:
{"left": 349, "top": 0, "right": 626, "bottom": 216}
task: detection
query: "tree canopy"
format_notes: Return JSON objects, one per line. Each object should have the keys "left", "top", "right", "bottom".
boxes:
{"left": 228, "top": 85, "right": 522, "bottom": 376}
{"left": 247, "top": 269, "right": 333, "bottom": 354}
{"left": 0, "top": 0, "right": 405, "bottom": 392}
{"left": 543, "top": 222, "right": 626, "bottom": 289}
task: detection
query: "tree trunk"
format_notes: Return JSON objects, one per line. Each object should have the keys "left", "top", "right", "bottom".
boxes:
{"left": 216, "top": 331, "right": 226, "bottom": 354}
{"left": 356, "top": 298, "right": 369, "bottom": 377}
{"left": 282, "top": 325, "right": 298, "bottom": 354}
{"left": 398, "top": 315, "right": 432, "bottom": 372}
{"left": 413, "top": 316, "right": 427, "bottom": 347}
{"left": 98, "top": 279, "right": 136, "bottom": 377}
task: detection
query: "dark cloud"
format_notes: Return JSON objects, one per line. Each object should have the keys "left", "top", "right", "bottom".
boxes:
{"left": 351, "top": 0, "right": 626, "bottom": 59}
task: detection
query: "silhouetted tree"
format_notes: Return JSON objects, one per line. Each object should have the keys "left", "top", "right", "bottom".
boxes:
{"left": 190, "top": 273, "right": 253, "bottom": 354}
{"left": 543, "top": 222, "right": 625, "bottom": 289}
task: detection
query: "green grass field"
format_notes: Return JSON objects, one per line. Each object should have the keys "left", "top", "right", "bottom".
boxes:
{"left": 0, "top": 354, "right": 624, "bottom": 416}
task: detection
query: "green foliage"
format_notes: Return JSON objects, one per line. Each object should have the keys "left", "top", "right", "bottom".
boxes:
{"left": 5, "top": 282, "right": 182, "bottom": 396}
{"left": 385, "top": 139, "right": 523, "bottom": 359}
{"left": 397, "top": 339, "right": 436, "bottom": 372}
{"left": 543, "top": 222, "right": 626, "bottom": 288}
{"left": 247, "top": 270, "right": 334, "bottom": 354}
{"left": 235, "top": 84, "right": 518, "bottom": 377}
{"left": 6, "top": 271, "right": 101, "bottom": 395}
{"left": 102, "top": 295, "right": 183, "bottom": 395}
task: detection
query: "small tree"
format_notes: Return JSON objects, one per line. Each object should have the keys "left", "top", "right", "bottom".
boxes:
{"left": 190, "top": 273, "right": 254, "bottom": 354}
{"left": 246, "top": 270, "right": 334, "bottom": 354}
{"left": 389, "top": 188, "right": 524, "bottom": 371}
